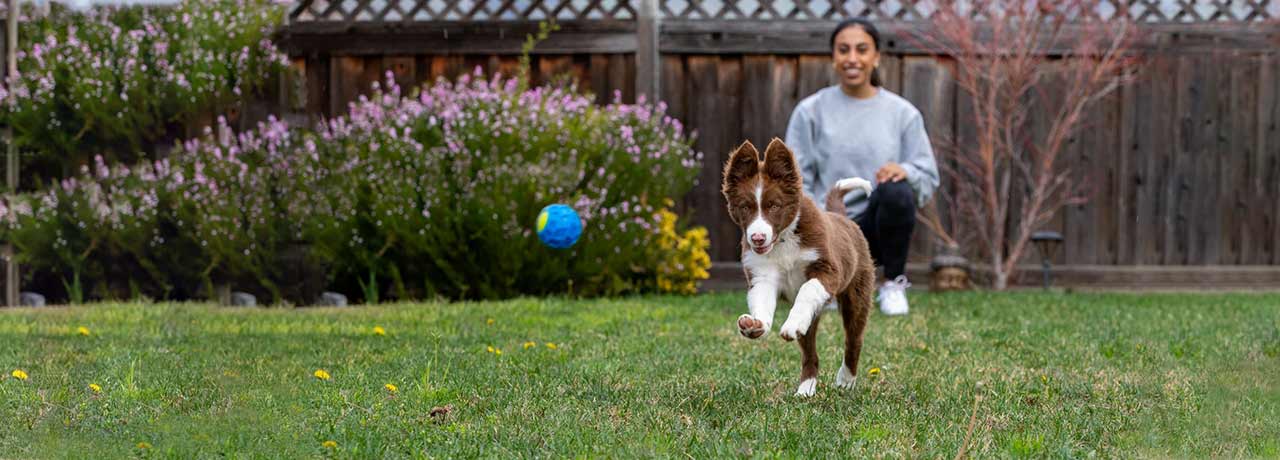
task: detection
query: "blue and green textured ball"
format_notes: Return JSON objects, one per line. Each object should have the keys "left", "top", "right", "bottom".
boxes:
{"left": 536, "top": 204, "right": 582, "bottom": 249}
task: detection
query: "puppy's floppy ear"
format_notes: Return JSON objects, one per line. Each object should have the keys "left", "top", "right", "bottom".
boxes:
{"left": 722, "top": 140, "right": 760, "bottom": 194}
{"left": 762, "top": 138, "right": 800, "bottom": 187}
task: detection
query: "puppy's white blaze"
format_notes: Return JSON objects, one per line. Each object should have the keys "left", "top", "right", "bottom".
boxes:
{"left": 795, "top": 378, "right": 817, "bottom": 397}
{"left": 835, "top": 364, "right": 857, "bottom": 389}
{"left": 744, "top": 183, "right": 773, "bottom": 245}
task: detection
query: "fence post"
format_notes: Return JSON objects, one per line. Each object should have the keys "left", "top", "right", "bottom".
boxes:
{"left": 635, "top": 0, "right": 660, "bottom": 101}
{"left": 3, "top": 0, "right": 18, "bottom": 307}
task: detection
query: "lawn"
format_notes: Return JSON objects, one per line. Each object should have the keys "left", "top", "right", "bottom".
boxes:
{"left": 1, "top": 291, "right": 1278, "bottom": 458}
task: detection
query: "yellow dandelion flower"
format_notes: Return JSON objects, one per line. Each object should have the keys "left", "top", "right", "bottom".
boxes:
{"left": 313, "top": 369, "right": 331, "bottom": 380}
{"left": 523, "top": 341, "right": 536, "bottom": 349}
{"left": 89, "top": 383, "right": 102, "bottom": 393}
{"left": 486, "top": 318, "right": 495, "bottom": 325}
{"left": 77, "top": 326, "right": 91, "bottom": 336}
{"left": 322, "top": 440, "right": 337, "bottom": 448}
{"left": 384, "top": 383, "right": 398, "bottom": 393}
{"left": 546, "top": 343, "right": 558, "bottom": 350}
{"left": 11, "top": 369, "right": 28, "bottom": 381}
{"left": 373, "top": 326, "right": 386, "bottom": 336}
{"left": 1041, "top": 374, "right": 1048, "bottom": 383}
{"left": 486, "top": 346, "right": 495, "bottom": 353}
{"left": 136, "top": 442, "right": 151, "bottom": 449}
{"left": 495, "top": 348, "right": 502, "bottom": 355}
{"left": 868, "top": 367, "right": 881, "bottom": 377}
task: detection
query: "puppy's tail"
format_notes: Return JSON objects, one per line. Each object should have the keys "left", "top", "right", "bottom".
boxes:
{"left": 825, "top": 177, "right": 873, "bottom": 216}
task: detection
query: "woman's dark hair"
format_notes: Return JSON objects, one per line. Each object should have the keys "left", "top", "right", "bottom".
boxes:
{"left": 829, "top": 18, "right": 882, "bottom": 87}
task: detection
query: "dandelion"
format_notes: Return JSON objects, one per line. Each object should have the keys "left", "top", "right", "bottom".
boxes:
{"left": 89, "top": 383, "right": 102, "bottom": 393}
{"left": 486, "top": 318, "right": 494, "bottom": 325}
{"left": 487, "top": 346, "right": 495, "bottom": 353}
{"left": 313, "top": 369, "right": 331, "bottom": 380}
{"left": 136, "top": 442, "right": 151, "bottom": 449}
{"left": 868, "top": 367, "right": 881, "bottom": 377}
{"left": 546, "top": 343, "right": 558, "bottom": 350}
{"left": 11, "top": 369, "right": 27, "bottom": 380}
{"left": 384, "top": 383, "right": 397, "bottom": 393}
{"left": 373, "top": 326, "right": 386, "bottom": 336}
{"left": 1041, "top": 375, "right": 1048, "bottom": 383}
{"left": 523, "top": 341, "right": 536, "bottom": 350}
{"left": 322, "top": 440, "right": 337, "bottom": 448}
{"left": 77, "top": 326, "right": 91, "bottom": 336}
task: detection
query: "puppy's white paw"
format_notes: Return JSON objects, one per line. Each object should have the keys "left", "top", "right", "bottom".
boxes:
{"left": 778, "top": 315, "right": 812, "bottom": 342}
{"left": 835, "top": 177, "right": 873, "bottom": 196}
{"left": 794, "top": 378, "right": 817, "bottom": 397}
{"left": 835, "top": 363, "right": 857, "bottom": 390}
{"left": 737, "top": 314, "right": 768, "bottom": 339}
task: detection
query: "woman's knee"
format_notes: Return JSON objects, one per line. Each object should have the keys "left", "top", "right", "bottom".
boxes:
{"left": 874, "top": 181, "right": 916, "bottom": 214}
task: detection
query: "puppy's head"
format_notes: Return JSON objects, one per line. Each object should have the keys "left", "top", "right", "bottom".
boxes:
{"left": 721, "top": 138, "right": 803, "bottom": 256}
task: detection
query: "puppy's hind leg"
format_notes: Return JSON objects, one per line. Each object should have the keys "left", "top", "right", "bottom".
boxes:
{"left": 836, "top": 278, "right": 873, "bottom": 390}
{"left": 795, "top": 312, "right": 821, "bottom": 397}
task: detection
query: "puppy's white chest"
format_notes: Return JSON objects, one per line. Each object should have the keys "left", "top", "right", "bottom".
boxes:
{"left": 744, "top": 237, "right": 818, "bottom": 301}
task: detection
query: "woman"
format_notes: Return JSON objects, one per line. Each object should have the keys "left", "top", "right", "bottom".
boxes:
{"left": 785, "top": 18, "right": 939, "bottom": 316}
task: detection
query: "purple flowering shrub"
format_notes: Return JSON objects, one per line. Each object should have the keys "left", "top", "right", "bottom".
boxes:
{"left": 4, "top": 157, "right": 169, "bottom": 302}
{"left": 0, "top": 0, "right": 289, "bottom": 187}
{"left": 0, "top": 69, "right": 707, "bottom": 303}
{"left": 308, "top": 71, "right": 706, "bottom": 300}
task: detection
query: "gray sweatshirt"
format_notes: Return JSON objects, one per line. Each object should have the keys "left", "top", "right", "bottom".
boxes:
{"left": 785, "top": 85, "right": 940, "bottom": 219}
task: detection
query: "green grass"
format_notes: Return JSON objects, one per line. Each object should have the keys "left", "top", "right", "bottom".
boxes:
{"left": 1, "top": 291, "right": 1278, "bottom": 458}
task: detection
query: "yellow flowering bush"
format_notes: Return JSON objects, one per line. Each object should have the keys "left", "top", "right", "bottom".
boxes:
{"left": 648, "top": 205, "right": 711, "bottom": 295}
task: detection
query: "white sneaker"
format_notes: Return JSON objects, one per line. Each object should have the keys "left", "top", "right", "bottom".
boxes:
{"left": 878, "top": 275, "right": 911, "bottom": 316}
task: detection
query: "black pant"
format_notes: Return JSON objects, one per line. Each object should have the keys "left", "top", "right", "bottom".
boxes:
{"left": 853, "top": 181, "right": 916, "bottom": 279}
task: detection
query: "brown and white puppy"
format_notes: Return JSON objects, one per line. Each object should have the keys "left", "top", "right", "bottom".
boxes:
{"left": 721, "top": 138, "right": 877, "bottom": 397}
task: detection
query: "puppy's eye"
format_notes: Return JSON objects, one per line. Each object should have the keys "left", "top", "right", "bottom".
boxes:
{"left": 768, "top": 203, "right": 780, "bottom": 211}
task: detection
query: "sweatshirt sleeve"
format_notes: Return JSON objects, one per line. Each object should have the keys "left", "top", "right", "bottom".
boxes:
{"left": 899, "top": 110, "right": 940, "bottom": 207}
{"left": 785, "top": 104, "right": 821, "bottom": 203}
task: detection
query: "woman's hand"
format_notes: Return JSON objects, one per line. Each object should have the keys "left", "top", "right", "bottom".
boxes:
{"left": 876, "top": 162, "right": 908, "bottom": 183}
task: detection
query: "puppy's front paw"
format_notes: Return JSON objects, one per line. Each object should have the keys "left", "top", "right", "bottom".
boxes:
{"left": 778, "top": 316, "right": 811, "bottom": 342}
{"left": 794, "top": 378, "right": 817, "bottom": 397}
{"left": 737, "top": 314, "right": 767, "bottom": 339}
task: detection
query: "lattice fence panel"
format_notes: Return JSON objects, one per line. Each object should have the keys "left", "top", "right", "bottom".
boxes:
{"left": 657, "top": 0, "right": 1276, "bottom": 22}
{"left": 290, "top": 0, "right": 638, "bottom": 22}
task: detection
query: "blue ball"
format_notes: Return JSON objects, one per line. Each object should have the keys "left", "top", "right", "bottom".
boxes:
{"left": 536, "top": 204, "right": 583, "bottom": 249}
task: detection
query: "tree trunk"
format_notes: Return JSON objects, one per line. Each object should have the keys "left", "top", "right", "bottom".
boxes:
{"left": 993, "top": 269, "right": 1009, "bottom": 290}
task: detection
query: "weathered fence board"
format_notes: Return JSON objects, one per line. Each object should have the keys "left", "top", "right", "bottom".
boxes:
{"left": 1147, "top": 57, "right": 1178, "bottom": 265}
{"left": 1268, "top": 55, "right": 1280, "bottom": 266}
{"left": 1265, "top": 55, "right": 1280, "bottom": 265}
{"left": 899, "top": 56, "right": 953, "bottom": 263}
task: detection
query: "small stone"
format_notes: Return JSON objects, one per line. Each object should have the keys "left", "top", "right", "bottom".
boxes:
{"left": 317, "top": 291, "right": 347, "bottom": 307}
{"left": 229, "top": 291, "right": 257, "bottom": 307}
{"left": 19, "top": 292, "right": 45, "bottom": 307}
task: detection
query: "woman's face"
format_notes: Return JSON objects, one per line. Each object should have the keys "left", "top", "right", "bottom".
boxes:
{"left": 831, "top": 26, "right": 879, "bottom": 90}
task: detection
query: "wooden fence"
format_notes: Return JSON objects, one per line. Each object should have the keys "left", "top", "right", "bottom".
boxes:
{"left": 276, "top": 0, "right": 1280, "bottom": 285}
